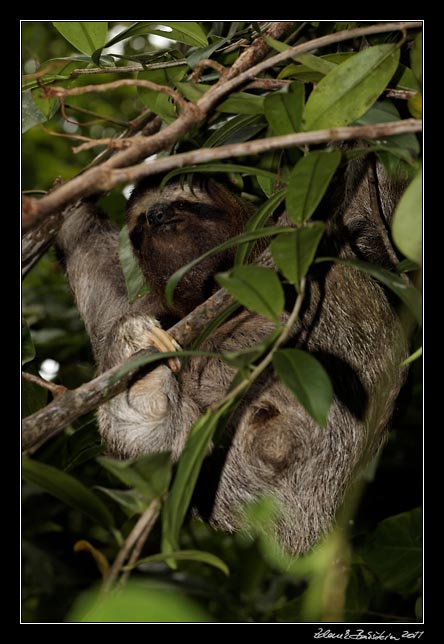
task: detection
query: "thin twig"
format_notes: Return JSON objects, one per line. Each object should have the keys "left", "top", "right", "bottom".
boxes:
{"left": 102, "top": 499, "right": 160, "bottom": 594}
{"left": 245, "top": 78, "right": 289, "bottom": 90}
{"left": 73, "top": 137, "right": 135, "bottom": 153}
{"left": 189, "top": 59, "right": 227, "bottom": 82}
{"left": 39, "top": 125, "right": 94, "bottom": 143}
{"left": 22, "top": 118, "right": 422, "bottom": 233}
{"left": 22, "top": 371, "right": 68, "bottom": 397}
{"left": 117, "top": 502, "right": 161, "bottom": 589}
{"left": 109, "top": 119, "right": 422, "bottom": 186}
{"left": 64, "top": 103, "right": 128, "bottom": 127}
{"left": 46, "top": 78, "right": 188, "bottom": 111}
{"left": 385, "top": 88, "right": 417, "bottom": 100}
{"left": 70, "top": 60, "right": 188, "bottom": 77}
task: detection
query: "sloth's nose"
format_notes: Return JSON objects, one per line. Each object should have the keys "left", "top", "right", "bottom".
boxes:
{"left": 146, "top": 202, "right": 174, "bottom": 226}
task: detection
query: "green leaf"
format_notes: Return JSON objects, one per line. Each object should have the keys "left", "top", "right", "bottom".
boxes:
{"left": 216, "top": 92, "right": 265, "bottom": 116}
{"left": 22, "top": 318, "right": 35, "bottom": 365}
{"left": 411, "top": 32, "right": 422, "bottom": 87}
{"left": 110, "top": 347, "right": 223, "bottom": 384}
{"left": 22, "top": 456, "right": 115, "bottom": 529}
{"left": 293, "top": 53, "right": 336, "bottom": 76}
{"left": 162, "top": 404, "right": 233, "bottom": 555}
{"left": 392, "top": 169, "right": 422, "bottom": 265}
{"left": 68, "top": 582, "right": 214, "bottom": 623}
{"left": 153, "top": 22, "right": 208, "bottom": 47}
{"left": 316, "top": 256, "right": 422, "bottom": 326}
{"left": 264, "top": 83, "right": 304, "bottom": 137}
{"left": 273, "top": 349, "right": 333, "bottom": 427}
{"left": 216, "top": 265, "right": 285, "bottom": 321}
{"left": 187, "top": 35, "right": 229, "bottom": 68}
{"left": 118, "top": 225, "right": 150, "bottom": 303}
{"left": 270, "top": 223, "right": 325, "bottom": 288}
{"left": 401, "top": 346, "right": 422, "bottom": 367}
{"left": 203, "top": 114, "right": 267, "bottom": 148}
{"left": 355, "top": 99, "right": 400, "bottom": 125}
{"left": 360, "top": 508, "right": 422, "bottom": 594}
{"left": 235, "top": 189, "right": 286, "bottom": 265}
{"left": 95, "top": 487, "right": 148, "bottom": 518}
{"left": 396, "top": 258, "right": 419, "bottom": 274}
{"left": 92, "top": 22, "right": 207, "bottom": 65}
{"left": 164, "top": 222, "right": 291, "bottom": 308}
{"left": 62, "top": 425, "right": 102, "bottom": 472}
{"left": 32, "top": 87, "right": 60, "bottom": 122}
{"left": 22, "top": 91, "right": 48, "bottom": 133}
{"left": 264, "top": 34, "right": 336, "bottom": 75}
{"left": 278, "top": 53, "right": 353, "bottom": 83}
{"left": 262, "top": 34, "right": 290, "bottom": 53}
{"left": 395, "top": 64, "right": 420, "bottom": 92}
{"left": 160, "top": 163, "right": 275, "bottom": 190}
{"left": 177, "top": 82, "right": 264, "bottom": 114}
{"left": 121, "top": 22, "right": 208, "bottom": 48}
{"left": 302, "top": 45, "right": 400, "bottom": 131}
{"left": 355, "top": 101, "right": 419, "bottom": 164}
{"left": 53, "top": 22, "right": 108, "bottom": 56}
{"left": 137, "top": 66, "right": 186, "bottom": 121}
{"left": 256, "top": 148, "right": 283, "bottom": 197}
{"left": 286, "top": 150, "right": 341, "bottom": 224}
{"left": 129, "top": 549, "right": 229, "bottom": 576}
{"left": 97, "top": 452, "right": 172, "bottom": 503}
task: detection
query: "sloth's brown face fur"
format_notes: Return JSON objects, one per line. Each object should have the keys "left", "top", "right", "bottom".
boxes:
{"left": 126, "top": 178, "right": 254, "bottom": 316}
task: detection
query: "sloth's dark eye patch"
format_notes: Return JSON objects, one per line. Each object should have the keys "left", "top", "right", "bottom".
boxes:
{"left": 174, "top": 200, "right": 191, "bottom": 211}
{"left": 171, "top": 200, "right": 224, "bottom": 219}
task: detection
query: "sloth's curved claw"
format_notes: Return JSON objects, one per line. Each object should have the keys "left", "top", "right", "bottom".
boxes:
{"left": 148, "top": 326, "right": 182, "bottom": 373}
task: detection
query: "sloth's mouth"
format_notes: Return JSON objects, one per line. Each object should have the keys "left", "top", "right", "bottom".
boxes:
{"left": 153, "top": 217, "right": 184, "bottom": 231}
{"left": 150, "top": 217, "right": 185, "bottom": 236}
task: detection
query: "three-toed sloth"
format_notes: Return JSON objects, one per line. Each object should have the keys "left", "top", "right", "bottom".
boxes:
{"left": 56, "top": 157, "right": 408, "bottom": 553}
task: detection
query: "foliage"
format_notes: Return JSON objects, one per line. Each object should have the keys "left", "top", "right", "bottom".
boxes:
{"left": 22, "top": 21, "right": 422, "bottom": 624}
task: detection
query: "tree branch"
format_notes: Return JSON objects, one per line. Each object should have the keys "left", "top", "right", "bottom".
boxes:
{"left": 117, "top": 501, "right": 161, "bottom": 589}
{"left": 107, "top": 119, "right": 422, "bottom": 185}
{"left": 21, "top": 288, "right": 236, "bottom": 451}
{"left": 22, "top": 371, "right": 68, "bottom": 398}
{"left": 47, "top": 78, "right": 189, "bottom": 111}
{"left": 21, "top": 108, "right": 159, "bottom": 277}
{"left": 70, "top": 60, "right": 188, "bottom": 77}
{"left": 22, "top": 22, "right": 291, "bottom": 234}
{"left": 22, "top": 21, "right": 421, "bottom": 233}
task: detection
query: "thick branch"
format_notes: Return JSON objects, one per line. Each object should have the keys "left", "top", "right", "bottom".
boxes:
{"left": 23, "top": 117, "right": 421, "bottom": 236}
{"left": 22, "top": 21, "right": 421, "bottom": 232}
{"left": 21, "top": 288, "right": 235, "bottom": 451}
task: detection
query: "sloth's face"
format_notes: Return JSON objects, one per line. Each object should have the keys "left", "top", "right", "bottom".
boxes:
{"left": 127, "top": 181, "right": 227, "bottom": 247}
{"left": 126, "top": 179, "right": 253, "bottom": 314}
